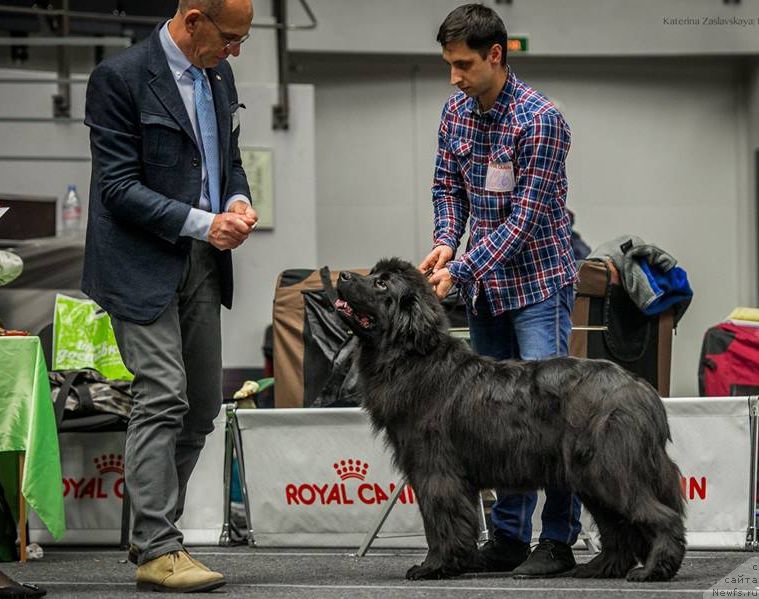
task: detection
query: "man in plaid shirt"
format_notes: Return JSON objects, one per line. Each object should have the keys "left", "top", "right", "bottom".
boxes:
{"left": 419, "top": 4, "right": 580, "bottom": 578}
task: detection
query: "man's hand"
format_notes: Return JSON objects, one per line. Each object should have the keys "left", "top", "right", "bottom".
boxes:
{"left": 419, "top": 245, "right": 454, "bottom": 273}
{"left": 208, "top": 201, "right": 258, "bottom": 251}
{"left": 428, "top": 268, "right": 454, "bottom": 300}
{"left": 228, "top": 200, "right": 258, "bottom": 227}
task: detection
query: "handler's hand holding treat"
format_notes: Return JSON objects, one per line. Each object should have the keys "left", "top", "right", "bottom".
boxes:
{"left": 419, "top": 245, "right": 454, "bottom": 299}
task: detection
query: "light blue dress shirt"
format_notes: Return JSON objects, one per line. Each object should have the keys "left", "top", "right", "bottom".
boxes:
{"left": 159, "top": 22, "right": 250, "bottom": 241}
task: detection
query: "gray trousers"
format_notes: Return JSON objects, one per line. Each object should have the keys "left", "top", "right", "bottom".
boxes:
{"left": 111, "top": 241, "right": 222, "bottom": 565}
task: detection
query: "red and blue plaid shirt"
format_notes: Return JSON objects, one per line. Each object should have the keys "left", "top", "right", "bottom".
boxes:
{"left": 433, "top": 69, "right": 577, "bottom": 314}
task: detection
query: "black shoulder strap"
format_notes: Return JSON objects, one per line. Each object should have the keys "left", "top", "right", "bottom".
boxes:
{"left": 53, "top": 370, "right": 82, "bottom": 427}
{"left": 319, "top": 266, "right": 337, "bottom": 304}
{"left": 73, "top": 381, "right": 94, "bottom": 412}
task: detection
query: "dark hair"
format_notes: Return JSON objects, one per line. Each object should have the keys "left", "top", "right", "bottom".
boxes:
{"left": 436, "top": 4, "right": 508, "bottom": 66}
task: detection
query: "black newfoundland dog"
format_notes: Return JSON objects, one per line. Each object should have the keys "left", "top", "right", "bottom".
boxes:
{"left": 335, "top": 258, "right": 685, "bottom": 582}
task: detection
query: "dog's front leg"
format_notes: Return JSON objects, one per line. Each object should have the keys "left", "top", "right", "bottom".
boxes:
{"left": 406, "top": 475, "right": 481, "bottom": 580}
{"left": 405, "top": 506, "right": 444, "bottom": 581}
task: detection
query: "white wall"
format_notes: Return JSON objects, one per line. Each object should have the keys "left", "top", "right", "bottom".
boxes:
{"left": 294, "top": 54, "right": 749, "bottom": 397}
{"left": 221, "top": 83, "right": 317, "bottom": 368}
{"left": 289, "top": 0, "right": 759, "bottom": 56}
{"left": 2, "top": 0, "right": 759, "bottom": 390}
{"left": 0, "top": 69, "right": 90, "bottom": 223}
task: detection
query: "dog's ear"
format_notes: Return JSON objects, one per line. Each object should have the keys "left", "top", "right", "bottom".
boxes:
{"left": 397, "top": 290, "right": 442, "bottom": 354}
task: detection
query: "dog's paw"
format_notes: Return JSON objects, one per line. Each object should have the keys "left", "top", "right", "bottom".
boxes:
{"left": 405, "top": 563, "right": 450, "bottom": 580}
{"left": 572, "top": 563, "right": 600, "bottom": 579}
{"left": 626, "top": 566, "right": 656, "bottom": 582}
{"left": 573, "top": 558, "right": 631, "bottom": 579}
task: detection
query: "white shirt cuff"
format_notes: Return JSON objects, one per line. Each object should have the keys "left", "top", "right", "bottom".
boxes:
{"left": 179, "top": 207, "right": 216, "bottom": 241}
{"left": 225, "top": 194, "right": 251, "bottom": 211}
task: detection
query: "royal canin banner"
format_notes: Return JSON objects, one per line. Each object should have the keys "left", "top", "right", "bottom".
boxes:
{"left": 662, "top": 396, "right": 752, "bottom": 549}
{"left": 29, "top": 415, "right": 226, "bottom": 546}
{"left": 28, "top": 399, "right": 753, "bottom": 549}
{"left": 237, "top": 408, "right": 426, "bottom": 548}
{"left": 241, "top": 400, "right": 753, "bottom": 550}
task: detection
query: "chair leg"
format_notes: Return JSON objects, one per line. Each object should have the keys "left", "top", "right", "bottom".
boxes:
{"left": 219, "top": 405, "right": 235, "bottom": 546}
{"left": 18, "top": 453, "right": 27, "bottom": 563}
{"left": 356, "top": 478, "right": 406, "bottom": 557}
{"left": 477, "top": 491, "right": 490, "bottom": 544}
{"left": 119, "top": 482, "right": 131, "bottom": 550}
{"left": 230, "top": 410, "right": 255, "bottom": 546}
{"left": 580, "top": 531, "right": 600, "bottom": 554}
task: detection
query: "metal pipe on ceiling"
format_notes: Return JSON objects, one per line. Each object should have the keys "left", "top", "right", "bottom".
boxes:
{"left": 0, "top": 1, "right": 317, "bottom": 30}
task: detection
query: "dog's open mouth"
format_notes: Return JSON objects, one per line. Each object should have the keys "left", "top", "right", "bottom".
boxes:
{"left": 335, "top": 298, "right": 374, "bottom": 329}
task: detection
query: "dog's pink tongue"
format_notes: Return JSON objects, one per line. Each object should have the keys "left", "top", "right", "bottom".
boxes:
{"left": 335, "top": 298, "right": 353, "bottom": 315}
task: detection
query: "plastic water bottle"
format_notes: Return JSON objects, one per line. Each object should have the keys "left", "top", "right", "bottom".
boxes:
{"left": 61, "top": 184, "right": 82, "bottom": 236}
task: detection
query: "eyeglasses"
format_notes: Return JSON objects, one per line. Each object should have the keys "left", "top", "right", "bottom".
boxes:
{"left": 199, "top": 10, "right": 250, "bottom": 50}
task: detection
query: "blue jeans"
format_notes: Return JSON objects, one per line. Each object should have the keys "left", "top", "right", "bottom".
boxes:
{"left": 467, "top": 285, "right": 582, "bottom": 546}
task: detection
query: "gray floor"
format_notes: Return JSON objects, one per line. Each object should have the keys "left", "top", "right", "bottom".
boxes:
{"left": 1, "top": 546, "right": 753, "bottom": 598}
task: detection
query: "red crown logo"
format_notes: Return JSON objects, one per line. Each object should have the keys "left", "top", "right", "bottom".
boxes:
{"left": 333, "top": 459, "right": 369, "bottom": 481}
{"left": 93, "top": 454, "right": 124, "bottom": 475}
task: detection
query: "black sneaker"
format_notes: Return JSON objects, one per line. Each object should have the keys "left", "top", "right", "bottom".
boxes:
{"left": 475, "top": 536, "right": 531, "bottom": 572}
{"left": 511, "top": 539, "right": 576, "bottom": 579}
{"left": 0, "top": 581, "right": 46, "bottom": 598}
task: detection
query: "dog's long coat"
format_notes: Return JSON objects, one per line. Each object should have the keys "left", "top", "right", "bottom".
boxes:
{"left": 335, "top": 258, "right": 685, "bottom": 582}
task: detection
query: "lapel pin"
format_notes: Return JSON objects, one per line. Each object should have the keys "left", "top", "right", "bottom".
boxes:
{"left": 216, "top": 74, "right": 222, "bottom": 81}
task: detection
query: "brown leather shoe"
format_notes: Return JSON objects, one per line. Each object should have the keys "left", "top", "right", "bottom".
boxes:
{"left": 185, "top": 552, "right": 211, "bottom": 573}
{"left": 135, "top": 550, "right": 225, "bottom": 593}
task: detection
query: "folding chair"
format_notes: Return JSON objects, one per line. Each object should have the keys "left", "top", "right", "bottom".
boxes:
{"left": 219, "top": 404, "right": 255, "bottom": 546}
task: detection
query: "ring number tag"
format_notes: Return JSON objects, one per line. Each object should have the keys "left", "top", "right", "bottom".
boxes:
{"left": 485, "top": 161, "right": 515, "bottom": 192}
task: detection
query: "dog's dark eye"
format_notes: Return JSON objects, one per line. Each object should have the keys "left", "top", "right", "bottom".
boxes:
{"left": 374, "top": 279, "right": 387, "bottom": 290}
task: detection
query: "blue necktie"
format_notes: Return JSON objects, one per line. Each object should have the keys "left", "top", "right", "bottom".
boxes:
{"left": 187, "top": 65, "right": 220, "bottom": 214}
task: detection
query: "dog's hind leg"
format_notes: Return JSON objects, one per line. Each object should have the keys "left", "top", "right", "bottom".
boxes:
{"left": 570, "top": 386, "right": 686, "bottom": 582}
{"left": 623, "top": 452, "right": 686, "bottom": 582}
{"left": 625, "top": 490, "right": 686, "bottom": 582}
{"left": 405, "top": 474, "right": 481, "bottom": 580}
{"left": 572, "top": 497, "right": 637, "bottom": 579}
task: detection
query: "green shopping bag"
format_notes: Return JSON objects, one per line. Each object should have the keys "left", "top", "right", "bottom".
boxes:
{"left": 52, "top": 294, "right": 133, "bottom": 381}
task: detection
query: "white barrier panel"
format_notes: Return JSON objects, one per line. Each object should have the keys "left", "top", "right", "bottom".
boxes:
{"left": 29, "top": 396, "right": 752, "bottom": 549}
{"left": 175, "top": 412, "right": 226, "bottom": 545}
{"left": 237, "top": 408, "right": 425, "bottom": 547}
{"left": 29, "top": 431, "right": 127, "bottom": 544}
{"left": 664, "top": 396, "right": 751, "bottom": 549}
{"left": 30, "top": 414, "right": 226, "bottom": 546}
{"left": 241, "top": 398, "right": 753, "bottom": 550}
{"left": 575, "top": 397, "right": 752, "bottom": 550}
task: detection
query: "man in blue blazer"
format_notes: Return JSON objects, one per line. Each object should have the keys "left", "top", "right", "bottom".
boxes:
{"left": 83, "top": 0, "right": 256, "bottom": 592}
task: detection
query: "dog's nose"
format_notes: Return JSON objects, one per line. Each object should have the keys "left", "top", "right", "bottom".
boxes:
{"left": 339, "top": 271, "right": 353, "bottom": 281}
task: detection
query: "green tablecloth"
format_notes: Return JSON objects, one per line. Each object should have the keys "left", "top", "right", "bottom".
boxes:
{"left": 0, "top": 336, "right": 65, "bottom": 539}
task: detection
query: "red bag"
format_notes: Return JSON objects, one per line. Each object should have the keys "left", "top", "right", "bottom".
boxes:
{"left": 698, "top": 322, "right": 759, "bottom": 396}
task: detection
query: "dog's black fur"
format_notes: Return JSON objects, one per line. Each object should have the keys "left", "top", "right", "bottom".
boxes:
{"left": 335, "top": 258, "right": 686, "bottom": 582}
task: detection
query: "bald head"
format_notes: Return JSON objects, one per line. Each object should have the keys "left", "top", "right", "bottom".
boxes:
{"left": 179, "top": 0, "right": 222, "bottom": 18}
{"left": 170, "top": 0, "right": 253, "bottom": 68}
{"left": 178, "top": 0, "right": 252, "bottom": 21}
